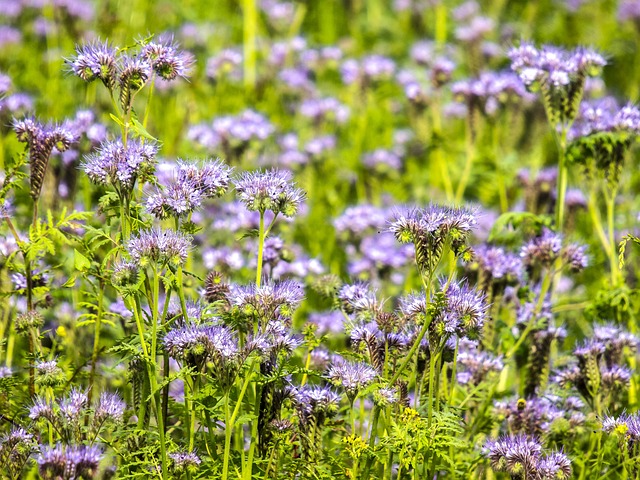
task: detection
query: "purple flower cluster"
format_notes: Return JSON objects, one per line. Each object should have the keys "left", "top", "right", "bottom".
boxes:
{"left": 81, "top": 138, "right": 158, "bottom": 191}
{"left": 494, "top": 395, "right": 586, "bottom": 436}
{"left": 326, "top": 359, "right": 378, "bottom": 401}
{"left": 234, "top": 168, "right": 305, "bottom": 216}
{"left": 126, "top": 228, "right": 191, "bottom": 268}
{"left": 341, "top": 55, "right": 396, "bottom": 86}
{"left": 298, "top": 97, "right": 350, "bottom": 125}
{"left": 451, "top": 71, "right": 534, "bottom": 116}
{"left": 206, "top": 48, "right": 243, "bottom": 82}
{"left": 188, "top": 110, "right": 274, "bottom": 153}
{"left": 431, "top": 280, "right": 489, "bottom": 341}
{"left": 334, "top": 204, "right": 388, "bottom": 241}
{"left": 569, "top": 98, "right": 640, "bottom": 140}
{"left": 509, "top": 42, "right": 606, "bottom": 89}
{"left": 456, "top": 339, "right": 503, "bottom": 385}
{"left": 485, "top": 435, "right": 571, "bottom": 480}
{"left": 520, "top": 229, "right": 588, "bottom": 272}
{"left": 37, "top": 444, "right": 103, "bottom": 480}
{"left": 229, "top": 279, "right": 304, "bottom": 321}
{"left": 146, "top": 159, "right": 232, "bottom": 219}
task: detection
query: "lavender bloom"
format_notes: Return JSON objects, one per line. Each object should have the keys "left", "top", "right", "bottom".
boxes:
{"left": 431, "top": 280, "right": 489, "bottom": 341}
{"left": 471, "top": 244, "right": 523, "bottom": 291}
{"left": 485, "top": 435, "right": 570, "bottom": 479}
{"left": 94, "top": 392, "right": 126, "bottom": 424}
{"left": 13, "top": 118, "right": 76, "bottom": 200}
{"left": 60, "top": 388, "right": 88, "bottom": 422}
{"left": 0, "top": 427, "right": 35, "bottom": 476}
{"left": 347, "top": 232, "right": 414, "bottom": 284}
{"left": 304, "top": 134, "right": 336, "bottom": 158}
{"left": 229, "top": 279, "right": 304, "bottom": 321}
{"left": 337, "top": 282, "right": 379, "bottom": 317}
{"left": 81, "top": 138, "right": 158, "bottom": 191}
{"left": 390, "top": 205, "right": 477, "bottom": 273}
{"left": 299, "top": 97, "right": 350, "bottom": 124}
{"left": 294, "top": 385, "right": 340, "bottom": 424}
{"left": 206, "top": 48, "right": 243, "bottom": 81}
{"left": 35, "top": 360, "right": 65, "bottom": 388}
{"left": 66, "top": 40, "right": 117, "bottom": 90}
{"left": 146, "top": 159, "right": 232, "bottom": 219}
{"left": 340, "top": 55, "right": 396, "bottom": 85}
{"left": 278, "top": 67, "right": 316, "bottom": 94}
{"left": 509, "top": 41, "right": 606, "bottom": 127}
{"left": 451, "top": 71, "right": 534, "bottom": 116}
{"left": 326, "top": 360, "right": 378, "bottom": 402}
{"left": 334, "top": 204, "right": 388, "bottom": 241}
{"left": 188, "top": 110, "right": 274, "bottom": 153}
{"left": 169, "top": 451, "right": 201, "bottom": 474}
{"left": 361, "top": 149, "right": 403, "bottom": 173}
{"left": 308, "top": 310, "right": 345, "bottom": 335}
{"left": 29, "top": 397, "right": 57, "bottom": 423}
{"left": 126, "top": 228, "right": 191, "bottom": 268}
{"left": 37, "top": 444, "right": 102, "bottom": 480}
{"left": 234, "top": 169, "right": 305, "bottom": 216}
{"left": 456, "top": 339, "right": 503, "bottom": 385}
{"left": 619, "top": 0, "right": 640, "bottom": 21}
{"left": 520, "top": 229, "right": 588, "bottom": 272}
{"left": 141, "top": 36, "right": 194, "bottom": 81}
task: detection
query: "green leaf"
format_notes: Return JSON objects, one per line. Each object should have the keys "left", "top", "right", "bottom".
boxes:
{"left": 109, "top": 113, "right": 125, "bottom": 127}
{"left": 130, "top": 117, "right": 159, "bottom": 142}
{"left": 62, "top": 274, "right": 78, "bottom": 288}
{"left": 74, "top": 249, "right": 91, "bottom": 272}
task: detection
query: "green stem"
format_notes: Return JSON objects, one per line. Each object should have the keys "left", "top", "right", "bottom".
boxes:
{"left": 555, "top": 129, "right": 568, "bottom": 233}
{"left": 256, "top": 212, "right": 265, "bottom": 288}
{"left": 604, "top": 188, "right": 619, "bottom": 286}
{"left": 243, "top": 0, "right": 258, "bottom": 90}
{"left": 427, "top": 348, "right": 438, "bottom": 427}
{"left": 88, "top": 282, "right": 105, "bottom": 405}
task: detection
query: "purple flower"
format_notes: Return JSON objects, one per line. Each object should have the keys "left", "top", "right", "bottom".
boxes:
{"left": 141, "top": 36, "right": 194, "bottom": 81}
{"left": 334, "top": 204, "right": 388, "bottom": 240}
{"left": 206, "top": 48, "right": 243, "bottom": 81}
{"left": 94, "top": 392, "right": 126, "bottom": 424}
{"left": 81, "top": 138, "right": 157, "bottom": 191}
{"left": 60, "top": 388, "right": 88, "bottom": 422}
{"left": 229, "top": 279, "right": 304, "bottom": 320}
{"left": 66, "top": 40, "right": 117, "bottom": 90}
{"left": 234, "top": 169, "right": 305, "bottom": 217}
{"left": 169, "top": 451, "right": 201, "bottom": 473}
{"left": 299, "top": 97, "right": 350, "bottom": 124}
{"left": 126, "top": 228, "right": 192, "bottom": 268}
{"left": 37, "top": 444, "right": 102, "bottom": 480}
{"left": 326, "top": 360, "right": 378, "bottom": 401}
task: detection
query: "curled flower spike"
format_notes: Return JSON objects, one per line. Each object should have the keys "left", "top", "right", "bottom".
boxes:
{"left": 389, "top": 205, "right": 477, "bottom": 275}
{"left": 169, "top": 451, "right": 201, "bottom": 474}
{"left": 234, "top": 168, "right": 306, "bottom": 217}
{"left": 13, "top": 118, "right": 76, "bottom": 200}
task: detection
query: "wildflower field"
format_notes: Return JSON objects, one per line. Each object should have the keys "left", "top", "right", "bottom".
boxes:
{"left": 3, "top": 0, "right": 640, "bottom": 478}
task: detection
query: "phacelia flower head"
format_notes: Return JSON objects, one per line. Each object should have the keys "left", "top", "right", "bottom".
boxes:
{"left": 66, "top": 40, "right": 118, "bottom": 90}
{"left": 229, "top": 279, "right": 305, "bottom": 322}
{"left": 326, "top": 359, "right": 378, "bottom": 402}
{"left": 509, "top": 41, "right": 606, "bottom": 127}
{"left": 37, "top": 444, "right": 103, "bottom": 480}
{"left": 126, "top": 228, "right": 192, "bottom": 268}
{"left": 141, "top": 36, "right": 194, "bottom": 81}
{"left": 169, "top": 451, "right": 201, "bottom": 474}
{"left": 390, "top": 205, "right": 477, "bottom": 274}
{"left": 146, "top": 159, "right": 232, "bottom": 219}
{"left": 81, "top": 138, "right": 158, "bottom": 192}
{"left": 234, "top": 168, "right": 306, "bottom": 217}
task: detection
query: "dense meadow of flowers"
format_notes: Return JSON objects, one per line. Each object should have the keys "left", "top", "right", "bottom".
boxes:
{"left": 3, "top": 0, "right": 640, "bottom": 478}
